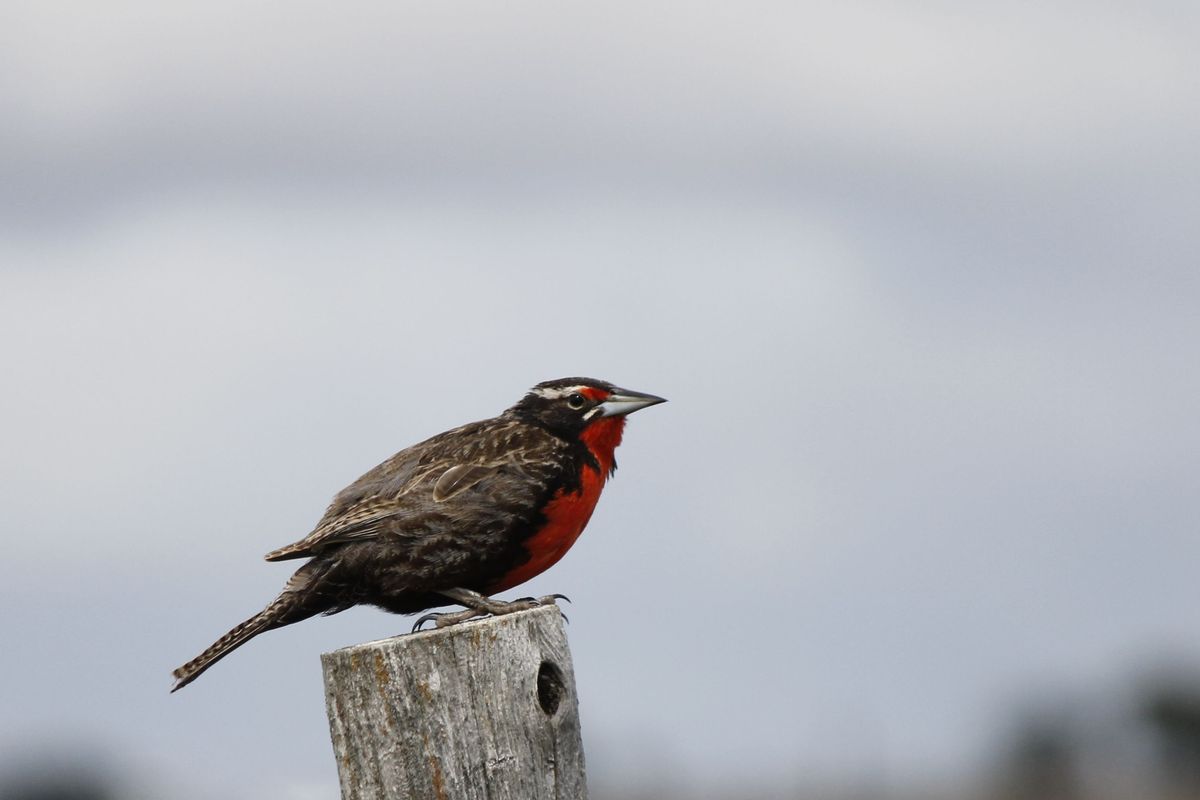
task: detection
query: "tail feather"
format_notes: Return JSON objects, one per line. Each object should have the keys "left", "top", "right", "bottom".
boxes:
{"left": 173, "top": 559, "right": 337, "bottom": 692}
{"left": 171, "top": 586, "right": 325, "bottom": 692}
{"left": 171, "top": 609, "right": 275, "bottom": 692}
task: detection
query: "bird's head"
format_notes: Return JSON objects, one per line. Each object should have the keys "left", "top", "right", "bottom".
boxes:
{"left": 510, "top": 377, "right": 666, "bottom": 450}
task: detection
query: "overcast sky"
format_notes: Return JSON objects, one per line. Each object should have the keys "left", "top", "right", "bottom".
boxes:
{"left": 2, "top": 2, "right": 1198, "bottom": 798}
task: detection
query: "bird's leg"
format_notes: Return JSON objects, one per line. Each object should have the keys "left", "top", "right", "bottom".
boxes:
{"left": 411, "top": 588, "right": 568, "bottom": 632}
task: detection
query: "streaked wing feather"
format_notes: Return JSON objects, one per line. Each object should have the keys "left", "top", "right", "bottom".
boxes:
{"left": 264, "top": 494, "right": 426, "bottom": 562}
{"left": 264, "top": 417, "right": 564, "bottom": 562}
{"left": 433, "top": 464, "right": 497, "bottom": 502}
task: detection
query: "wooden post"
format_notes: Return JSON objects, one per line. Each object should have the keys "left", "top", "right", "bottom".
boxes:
{"left": 321, "top": 605, "right": 587, "bottom": 800}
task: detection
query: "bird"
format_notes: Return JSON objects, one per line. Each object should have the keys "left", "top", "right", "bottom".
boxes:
{"left": 171, "top": 377, "right": 665, "bottom": 691}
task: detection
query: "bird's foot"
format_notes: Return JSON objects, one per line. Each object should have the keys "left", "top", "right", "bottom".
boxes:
{"left": 511, "top": 593, "right": 571, "bottom": 623}
{"left": 411, "top": 591, "right": 570, "bottom": 632}
{"left": 411, "top": 606, "right": 489, "bottom": 632}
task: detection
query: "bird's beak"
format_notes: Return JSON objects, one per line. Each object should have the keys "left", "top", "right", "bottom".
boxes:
{"left": 597, "top": 388, "right": 667, "bottom": 417}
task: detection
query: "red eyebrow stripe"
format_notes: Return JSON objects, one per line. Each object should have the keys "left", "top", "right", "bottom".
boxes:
{"left": 579, "top": 386, "right": 609, "bottom": 401}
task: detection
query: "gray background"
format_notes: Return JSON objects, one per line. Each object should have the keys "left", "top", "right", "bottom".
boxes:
{"left": 2, "top": 2, "right": 1197, "bottom": 797}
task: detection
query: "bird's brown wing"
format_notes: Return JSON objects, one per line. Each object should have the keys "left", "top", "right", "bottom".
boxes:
{"left": 263, "top": 417, "right": 565, "bottom": 562}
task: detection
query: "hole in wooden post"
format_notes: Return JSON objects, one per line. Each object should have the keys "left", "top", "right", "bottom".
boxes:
{"left": 537, "top": 660, "right": 565, "bottom": 716}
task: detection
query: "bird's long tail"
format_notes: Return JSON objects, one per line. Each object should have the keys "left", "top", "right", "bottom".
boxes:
{"left": 171, "top": 608, "right": 276, "bottom": 692}
{"left": 172, "top": 564, "right": 330, "bottom": 692}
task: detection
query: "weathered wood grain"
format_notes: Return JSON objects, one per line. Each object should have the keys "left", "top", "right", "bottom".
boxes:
{"left": 322, "top": 605, "right": 587, "bottom": 800}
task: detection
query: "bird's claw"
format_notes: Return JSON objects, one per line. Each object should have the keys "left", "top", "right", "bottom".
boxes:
{"left": 411, "top": 607, "right": 487, "bottom": 632}
{"left": 541, "top": 593, "right": 570, "bottom": 622}
{"left": 513, "top": 593, "right": 571, "bottom": 606}
{"left": 410, "top": 593, "right": 571, "bottom": 633}
{"left": 512, "top": 593, "right": 570, "bottom": 622}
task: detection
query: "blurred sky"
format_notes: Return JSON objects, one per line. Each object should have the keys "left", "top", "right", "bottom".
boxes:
{"left": 2, "top": 2, "right": 1198, "bottom": 798}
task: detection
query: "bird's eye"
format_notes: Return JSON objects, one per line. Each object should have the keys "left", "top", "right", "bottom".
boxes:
{"left": 567, "top": 393, "right": 586, "bottom": 409}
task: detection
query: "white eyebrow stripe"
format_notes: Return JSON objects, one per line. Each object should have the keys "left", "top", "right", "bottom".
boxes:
{"left": 532, "top": 385, "right": 590, "bottom": 400}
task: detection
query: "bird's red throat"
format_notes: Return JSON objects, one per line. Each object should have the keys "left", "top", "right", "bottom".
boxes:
{"left": 578, "top": 415, "right": 625, "bottom": 476}
{"left": 486, "top": 416, "right": 626, "bottom": 593}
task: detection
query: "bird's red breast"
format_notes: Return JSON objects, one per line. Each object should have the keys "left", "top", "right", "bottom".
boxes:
{"left": 486, "top": 415, "right": 626, "bottom": 593}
